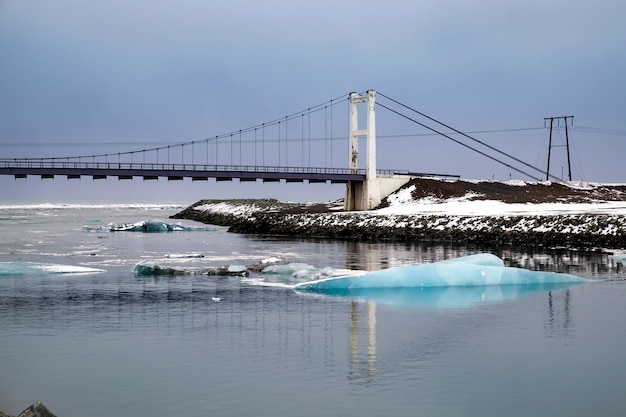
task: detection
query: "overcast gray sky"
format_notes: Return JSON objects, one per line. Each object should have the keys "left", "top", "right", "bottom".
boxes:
{"left": 1, "top": 0, "right": 625, "bottom": 203}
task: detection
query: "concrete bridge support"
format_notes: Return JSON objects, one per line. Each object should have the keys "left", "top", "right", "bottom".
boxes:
{"left": 344, "top": 90, "right": 411, "bottom": 211}
{"left": 345, "top": 174, "right": 413, "bottom": 211}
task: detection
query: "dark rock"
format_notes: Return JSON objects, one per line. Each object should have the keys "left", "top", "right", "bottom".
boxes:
{"left": 17, "top": 402, "right": 57, "bottom": 417}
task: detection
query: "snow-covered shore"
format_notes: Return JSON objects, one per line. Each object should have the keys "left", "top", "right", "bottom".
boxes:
{"left": 171, "top": 179, "right": 626, "bottom": 249}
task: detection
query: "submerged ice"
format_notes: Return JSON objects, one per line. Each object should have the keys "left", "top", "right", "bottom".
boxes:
{"left": 82, "top": 220, "right": 215, "bottom": 233}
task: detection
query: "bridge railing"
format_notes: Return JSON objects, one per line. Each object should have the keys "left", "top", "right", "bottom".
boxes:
{"left": 0, "top": 160, "right": 377, "bottom": 175}
{"left": 0, "top": 160, "right": 460, "bottom": 181}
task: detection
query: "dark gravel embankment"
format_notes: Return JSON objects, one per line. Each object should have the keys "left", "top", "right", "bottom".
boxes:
{"left": 171, "top": 179, "right": 626, "bottom": 249}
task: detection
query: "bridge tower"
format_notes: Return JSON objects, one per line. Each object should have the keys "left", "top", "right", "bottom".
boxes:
{"left": 344, "top": 90, "right": 412, "bottom": 211}
{"left": 345, "top": 90, "right": 381, "bottom": 210}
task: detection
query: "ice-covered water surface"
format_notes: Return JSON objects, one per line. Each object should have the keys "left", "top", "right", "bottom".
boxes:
{"left": 2, "top": 203, "right": 626, "bottom": 417}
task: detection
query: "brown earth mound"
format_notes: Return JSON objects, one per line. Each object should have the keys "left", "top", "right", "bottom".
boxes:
{"left": 377, "top": 178, "right": 626, "bottom": 207}
{"left": 267, "top": 179, "right": 626, "bottom": 214}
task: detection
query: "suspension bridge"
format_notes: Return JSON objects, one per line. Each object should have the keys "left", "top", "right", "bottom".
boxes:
{"left": 0, "top": 90, "right": 580, "bottom": 210}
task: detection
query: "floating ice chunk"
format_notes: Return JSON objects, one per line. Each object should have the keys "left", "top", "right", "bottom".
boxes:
{"left": 200, "top": 265, "right": 248, "bottom": 276}
{"left": 82, "top": 220, "right": 215, "bottom": 233}
{"left": 227, "top": 265, "right": 247, "bottom": 273}
{"left": 260, "top": 262, "right": 335, "bottom": 281}
{"left": 0, "top": 262, "right": 105, "bottom": 276}
{"left": 132, "top": 262, "right": 189, "bottom": 276}
{"left": 294, "top": 254, "right": 588, "bottom": 291}
{"left": 132, "top": 262, "right": 248, "bottom": 277}
{"left": 306, "top": 266, "right": 335, "bottom": 280}
{"left": 163, "top": 253, "right": 205, "bottom": 259}
{"left": 246, "top": 257, "right": 287, "bottom": 272}
{"left": 262, "top": 262, "right": 317, "bottom": 275}
{"left": 262, "top": 256, "right": 283, "bottom": 264}
{"left": 608, "top": 253, "right": 626, "bottom": 265}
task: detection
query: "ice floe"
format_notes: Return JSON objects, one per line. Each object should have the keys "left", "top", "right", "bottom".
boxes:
{"left": 82, "top": 220, "right": 215, "bottom": 232}
{"left": 132, "top": 261, "right": 248, "bottom": 276}
{"left": 0, "top": 262, "right": 105, "bottom": 276}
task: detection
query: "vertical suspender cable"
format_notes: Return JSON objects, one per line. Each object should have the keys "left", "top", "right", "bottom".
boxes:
{"left": 278, "top": 121, "right": 281, "bottom": 166}
{"left": 330, "top": 99, "right": 333, "bottom": 167}
{"left": 324, "top": 106, "right": 328, "bottom": 167}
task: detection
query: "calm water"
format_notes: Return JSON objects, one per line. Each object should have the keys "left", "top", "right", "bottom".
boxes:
{"left": 1, "top": 202, "right": 626, "bottom": 417}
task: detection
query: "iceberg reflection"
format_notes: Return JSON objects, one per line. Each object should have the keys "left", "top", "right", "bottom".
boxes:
{"left": 300, "top": 282, "right": 585, "bottom": 309}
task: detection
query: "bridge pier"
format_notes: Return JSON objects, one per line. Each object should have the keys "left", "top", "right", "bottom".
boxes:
{"left": 345, "top": 175, "right": 413, "bottom": 211}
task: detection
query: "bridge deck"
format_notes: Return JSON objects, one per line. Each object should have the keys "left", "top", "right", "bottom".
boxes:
{"left": 0, "top": 162, "right": 375, "bottom": 183}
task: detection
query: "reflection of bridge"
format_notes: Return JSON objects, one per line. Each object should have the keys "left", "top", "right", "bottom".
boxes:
{"left": 1, "top": 89, "right": 554, "bottom": 210}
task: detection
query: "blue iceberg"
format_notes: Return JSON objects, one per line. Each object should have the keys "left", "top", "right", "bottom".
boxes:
{"left": 293, "top": 254, "right": 588, "bottom": 292}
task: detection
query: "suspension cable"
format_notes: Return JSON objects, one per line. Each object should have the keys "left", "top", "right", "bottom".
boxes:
{"left": 6, "top": 93, "right": 349, "bottom": 163}
{"left": 377, "top": 91, "right": 555, "bottom": 180}
{"left": 376, "top": 102, "right": 542, "bottom": 181}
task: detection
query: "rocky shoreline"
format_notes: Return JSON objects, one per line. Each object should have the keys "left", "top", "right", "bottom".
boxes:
{"left": 170, "top": 179, "right": 626, "bottom": 250}
{"left": 171, "top": 203, "right": 626, "bottom": 250}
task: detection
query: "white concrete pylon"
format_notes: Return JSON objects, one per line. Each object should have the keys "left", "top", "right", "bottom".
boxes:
{"left": 346, "top": 90, "right": 380, "bottom": 210}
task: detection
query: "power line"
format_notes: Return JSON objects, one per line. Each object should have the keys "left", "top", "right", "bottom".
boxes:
{"left": 571, "top": 126, "right": 626, "bottom": 136}
{"left": 0, "top": 127, "right": 548, "bottom": 149}
{"left": 378, "top": 126, "right": 545, "bottom": 139}
{"left": 6, "top": 125, "right": 624, "bottom": 149}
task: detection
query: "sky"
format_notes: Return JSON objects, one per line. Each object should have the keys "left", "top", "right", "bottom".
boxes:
{"left": 1, "top": 0, "right": 625, "bottom": 204}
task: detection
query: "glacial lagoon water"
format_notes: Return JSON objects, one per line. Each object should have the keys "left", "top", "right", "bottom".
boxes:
{"left": 1, "top": 202, "right": 626, "bottom": 416}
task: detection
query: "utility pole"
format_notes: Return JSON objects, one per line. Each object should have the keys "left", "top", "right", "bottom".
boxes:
{"left": 544, "top": 115, "right": 574, "bottom": 181}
